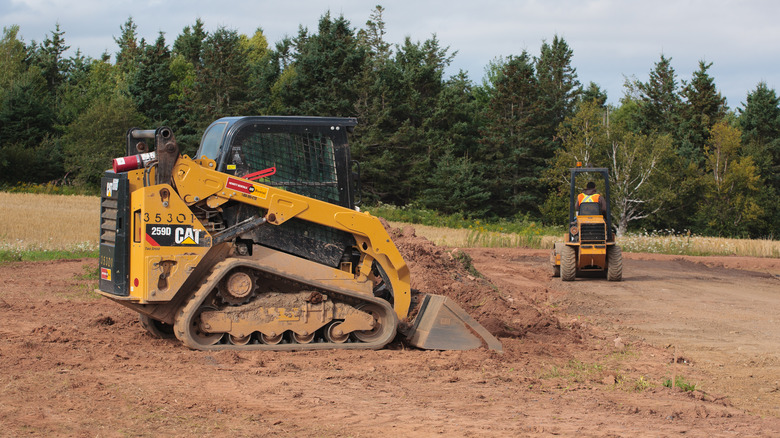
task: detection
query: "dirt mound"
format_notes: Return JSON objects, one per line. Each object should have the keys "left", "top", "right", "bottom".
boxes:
{"left": 384, "top": 222, "right": 566, "bottom": 342}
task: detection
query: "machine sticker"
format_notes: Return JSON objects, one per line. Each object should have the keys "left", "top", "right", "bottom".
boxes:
{"left": 100, "top": 267, "right": 111, "bottom": 281}
{"left": 105, "top": 179, "right": 119, "bottom": 197}
{"left": 145, "top": 225, "right": 208, "bottom": 247}
{"left": 226, "top": 177, "right": 254, "bottom": 193}
{"left": 226, "top": 177, "right": 268, "bottom": 199}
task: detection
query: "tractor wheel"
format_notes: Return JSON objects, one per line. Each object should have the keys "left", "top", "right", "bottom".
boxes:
{"left": 561, "top": 245, "right": 577, "bottom": 281}
{"left": 551, "top": 244, "right": 563, "bottom": 277}
{"left": 607, "top": 244, "right": 623, "bottom": 281}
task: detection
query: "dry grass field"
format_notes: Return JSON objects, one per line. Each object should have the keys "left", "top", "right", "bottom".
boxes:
{"left": 0, "top": 192, "right": 777, "bottom": 258}
{"left": 390, "top": 221, "right": 780, "bottom": 257}
{"left": 0, "top": 192, "right": 99, "bottom": 251}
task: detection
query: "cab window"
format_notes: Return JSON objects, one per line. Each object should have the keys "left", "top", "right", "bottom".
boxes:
{"left": 197, "top": 122, "right": 228, "bottom": 160}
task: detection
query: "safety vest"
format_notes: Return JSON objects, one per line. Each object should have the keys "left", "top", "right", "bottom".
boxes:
{"left": 578, "top": 193, "right": 600, "bottom": 204}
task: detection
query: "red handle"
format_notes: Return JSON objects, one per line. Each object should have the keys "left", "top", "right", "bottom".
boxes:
{"left": 244, "top": 166, "right": 277, "bottom": 181}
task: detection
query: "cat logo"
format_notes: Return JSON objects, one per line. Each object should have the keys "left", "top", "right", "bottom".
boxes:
{"left": 175, "top": 227, "right": 200, "bottom": 245}
{"left": 146, "top": 225, "right": 208, "bottom": 247}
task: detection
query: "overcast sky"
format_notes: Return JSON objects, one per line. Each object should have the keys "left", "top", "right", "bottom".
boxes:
{"left": 3, "top": 0, "right": 779, "bottom": 109}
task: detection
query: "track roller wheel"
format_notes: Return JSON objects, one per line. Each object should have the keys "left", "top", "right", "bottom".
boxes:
{"left": 292, "top": 331, "right": 315, "bottom": 344}
{"left": 324, "top": 321, "right": 349, "bottom": 343}
{"left": 260, "top": 332, "right": 283, "bottom": 345}
{"left": 229, "top": 334, "right": 252, "bottom": 345}
{"left": 353, "top": 303, "right": 384, "bottom": 343}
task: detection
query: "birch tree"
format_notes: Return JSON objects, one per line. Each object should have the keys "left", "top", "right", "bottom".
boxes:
{"left": 608, "top": 130, "right": 673, "bottom": 235}
{"left": 547, "top": 100, "right": 675, "bottom": 235}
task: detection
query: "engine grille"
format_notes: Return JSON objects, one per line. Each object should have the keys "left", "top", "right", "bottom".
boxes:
{"left": 98, "top": 172, "right": 129, "bottom": 296}
{"left": 580, "top": 223, "right": 606, "bottom": 242}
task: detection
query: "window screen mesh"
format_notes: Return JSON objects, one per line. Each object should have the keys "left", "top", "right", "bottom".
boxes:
{"left": 232, "top": 131, "right": 340, "bottom": 205}
{"left": 227, "top": 127, "right": 353, "bottom": 267}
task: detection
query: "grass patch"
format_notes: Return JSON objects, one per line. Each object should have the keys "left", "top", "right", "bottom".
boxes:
{"left": 0, "top": 245, "right": 98, "bottom": 264}
{"left": 633, "top": 375, "right": 652, "bottom": 392}
{"left": 539, "top": 359, "right": 604, "bottom": 383}
{"left": 1, "top": 182, "right": 99, "bottom": 196}
{"left": 663, "top": 375, "right": 698, "bottom": 392}
{"left": 75, "top": 263, "right": 100, "bottom": 281}
{"left": 451, "top": 249, "right": 482, "bottom": 277}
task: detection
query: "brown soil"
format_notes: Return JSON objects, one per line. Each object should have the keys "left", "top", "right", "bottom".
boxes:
{"left": 1, "top": 226, "right": 779, "bottom": 437}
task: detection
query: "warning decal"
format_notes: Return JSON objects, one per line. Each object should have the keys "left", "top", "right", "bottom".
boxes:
{"left": 226, "top": 177, "right": 268, "bottom": 199}
{"left": 226, "top": 177, "right": 254, "bottom": 194}
{"left": 100, "top": 267, "right": 111, "bottom": 281}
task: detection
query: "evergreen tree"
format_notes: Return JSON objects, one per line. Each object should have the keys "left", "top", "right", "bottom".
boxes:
{"left": 357, "top": 5, "right": 391, "bottom": 62}
{"left": 279, "top": 12, "right": 367, "bottom": 116}
{"left": 535, "top": 35, "right": 581, "bottom": 151}
{"left": 479, "top": 51, "right": 543, "bottom": 217}
{"left": 30, "top": 23, "right": 70, "bottom": 93}
{"left": 352, "top": 34, "right": 454, "bottom": 205}
{"left": 128, "top": 32, "right": 175, "bottom": 125}
{"left": 190, "top": 27, "right": 250, "bottom": 133}
{"left": 635, "top": 54, "right": 680, "bottom": 135}
{"left": 419, "top": 151, "right": 490, "bottom": 216}
{"left": 579, "top": 81, "right": 608, "bottom": 108}
{"left": 173, "top": 18, "right": 207, "bottom": 67}
{"left": 677, "top": 60, "right": 728, "bottom": 167}
{"left": 0, "top": 69, "right": 58, "bottom": 183}
{"left": 114, "top": 17, "right": 143, "bottom": 78}
{"left": 739, "top": 82, "right": 780, "bottom": 186}
{"left": 738, "top": 82, "right": 780, "bottom": 236}
{"left": 0, "top": 70, "right": 54, "bottom": 151}
{"left": 57, "top": 49, "right": 93, "bottom": 126}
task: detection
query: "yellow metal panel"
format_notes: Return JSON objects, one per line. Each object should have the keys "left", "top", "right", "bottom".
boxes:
{"left": 128, "top": 183, "right": 212, "bottom": 303}
{"left": 577, "top": 245, "right": 606, "bottom": 270}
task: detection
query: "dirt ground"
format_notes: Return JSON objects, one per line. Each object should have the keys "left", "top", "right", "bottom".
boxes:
{"left": 1, "top": 226, "right": 779, "bottom": 437}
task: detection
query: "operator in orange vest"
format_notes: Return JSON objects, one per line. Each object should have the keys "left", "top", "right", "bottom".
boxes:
{"left": 576, "top": 181, "right": 607, "bottom": 216}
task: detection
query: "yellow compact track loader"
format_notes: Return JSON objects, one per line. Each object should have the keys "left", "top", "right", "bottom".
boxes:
{"left": 550, "top": 166, "right": 623, "bottom": 281}
{"left": 97, "top": 117, "right": 501, "bottom": 352}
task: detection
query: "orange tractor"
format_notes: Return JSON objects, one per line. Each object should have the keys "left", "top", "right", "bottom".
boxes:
{"left": 551, "top": 166, "right": 623, "bottom": 281}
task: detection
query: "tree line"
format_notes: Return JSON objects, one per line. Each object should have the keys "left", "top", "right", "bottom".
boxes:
{"left": 1, "top": 6, "right": 778, "bottom": 238}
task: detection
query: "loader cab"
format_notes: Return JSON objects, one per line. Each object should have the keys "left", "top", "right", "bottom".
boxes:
{"left": 196, "top": 116, "right": 361, "bottom": 269}
{"left": 196, "top": 116, "right": 359, "bottom": 209}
